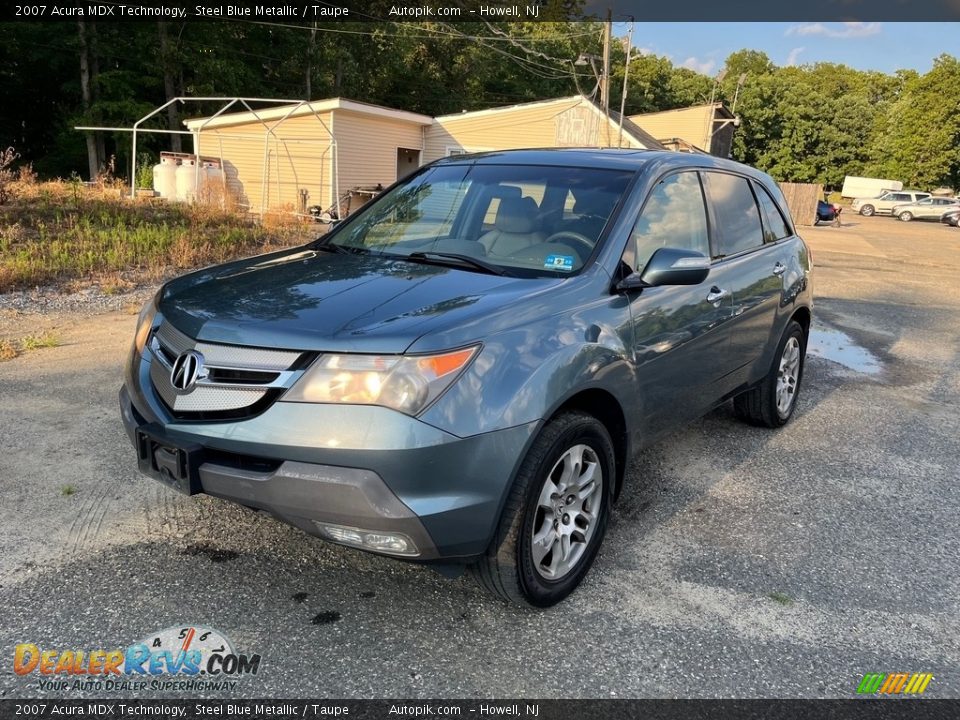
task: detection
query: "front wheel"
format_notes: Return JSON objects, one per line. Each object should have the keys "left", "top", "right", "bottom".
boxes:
{"left": 470, "top": 412, "right": 614, "bottom": 607}
{"left": 734, "top": 320, "right": 807, "bottom": 428}
{"left": 860, "top": 205, "right": 875, "bottom": 217}
{"left": 899, "top": 211, "right": 913, "bottom": 222}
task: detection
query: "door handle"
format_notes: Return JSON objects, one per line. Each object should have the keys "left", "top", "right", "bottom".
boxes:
{"left": 706, "top": 287, "right": 730, "bottom": 304}
{"left": 772, "top": 262, "right": 786, "bottom": 276}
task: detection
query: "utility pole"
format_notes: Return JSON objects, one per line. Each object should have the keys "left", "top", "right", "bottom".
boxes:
{"left": 617, "top": 19, "right": 634, "bottom": 148}
{"left": 601, "top": 9, "right": 612, "bottom": 111}
{"left": 601, "top": 8, "right": 612, "bottom": 145}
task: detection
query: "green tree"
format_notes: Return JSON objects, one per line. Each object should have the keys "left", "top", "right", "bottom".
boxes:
{"left": 867, "top": 54, "right": 960, "bottom": 188}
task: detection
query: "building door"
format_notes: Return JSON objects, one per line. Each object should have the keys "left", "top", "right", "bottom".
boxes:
{"left": 396, "top": 148, "right": 421, "bottom": 180}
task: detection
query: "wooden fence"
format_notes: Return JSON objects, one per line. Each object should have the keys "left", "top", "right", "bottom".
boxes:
{"left": 778, "top": 182, "right": 823, "bottom": 227}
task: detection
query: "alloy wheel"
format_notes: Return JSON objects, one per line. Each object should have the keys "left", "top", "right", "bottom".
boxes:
{"left": 530, "top": 444, "right": 603, "bottom": 581}
{"left": 776, "top": 336, "right": 802, "bottom": 417}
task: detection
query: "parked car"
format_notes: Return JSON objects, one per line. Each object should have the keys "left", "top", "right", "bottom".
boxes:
{"left": 121, "top": 150, "right": 813, "bottom": 607}
{"left": 851, "top": 190, "right": 931, "bottom": 216}
{"left": 892, "top": 196, "right": 960, "bottom": 221}
{"left": 941, "top": 208, "right": 960, "bottom": 227}
{"left": 816, "top": 199, "right": 842, "bottom": 225}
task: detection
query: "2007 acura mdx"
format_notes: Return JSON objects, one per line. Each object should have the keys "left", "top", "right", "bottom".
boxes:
{"left": 121, "top": 149, "right": 812, "bottom": 607}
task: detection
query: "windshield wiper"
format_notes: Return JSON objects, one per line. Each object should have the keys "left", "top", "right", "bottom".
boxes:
{"left": 314, "top": 241, "right": 367, "bottom": 255}
{"left": 405, "top": 251, "right": 514, "bottom": 277}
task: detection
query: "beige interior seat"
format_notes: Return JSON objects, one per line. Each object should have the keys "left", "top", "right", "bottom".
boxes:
{"left": 479, "top": 197, "right": 545, "bottom": 257}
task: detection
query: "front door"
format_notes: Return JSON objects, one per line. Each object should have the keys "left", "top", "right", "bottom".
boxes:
{"left": 396, "top": 148, "right": 421, "bottom": 181}
{"left": 623, "top": 171, "right": 736, "bottom": 441}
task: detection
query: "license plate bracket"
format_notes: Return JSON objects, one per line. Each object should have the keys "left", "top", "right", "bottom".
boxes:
{"left": 136, "top": 424, "right": 203, "bottom": 496}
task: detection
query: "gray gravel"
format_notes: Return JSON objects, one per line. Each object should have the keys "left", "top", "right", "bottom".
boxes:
{"left": 0, "top": 215, "right": 958, "bottom": 699}
{"left": 0, "top": 284, "right": 154, "bottom": 315}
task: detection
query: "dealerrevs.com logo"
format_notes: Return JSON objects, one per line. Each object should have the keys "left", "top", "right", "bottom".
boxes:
{"left": 13, "top": 625, "right": 261, "bottom": 692}
{"left": 856, "top": 672, "right": 934, "bottom": 695}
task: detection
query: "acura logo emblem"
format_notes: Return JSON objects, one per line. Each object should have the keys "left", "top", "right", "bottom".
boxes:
{"left": 170, "top": 350, "right": 205, "bottom": 391}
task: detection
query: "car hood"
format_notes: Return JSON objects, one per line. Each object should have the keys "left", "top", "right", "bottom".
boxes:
{"left": 158, "top": 247, "right": 563, "bottom": 353}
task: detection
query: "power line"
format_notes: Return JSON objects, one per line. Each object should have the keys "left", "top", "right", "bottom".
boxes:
{"left": 233, "top": 18, "right": 594, "bottom": 44}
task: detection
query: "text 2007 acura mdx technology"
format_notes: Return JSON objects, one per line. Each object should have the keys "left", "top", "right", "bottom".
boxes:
{"left": 121, "top": 149, "right": 812, "bottom": 606}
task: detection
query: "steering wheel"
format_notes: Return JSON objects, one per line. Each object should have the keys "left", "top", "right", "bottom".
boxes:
{"left": 544, "top": 231, "right": 594, "bottom": 258}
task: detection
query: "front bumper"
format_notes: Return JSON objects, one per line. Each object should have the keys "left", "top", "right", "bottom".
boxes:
{"left": 120, "top": 368, "right": 538, "bottom": 562}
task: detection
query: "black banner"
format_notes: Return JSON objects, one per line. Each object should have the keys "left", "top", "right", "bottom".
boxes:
{"left": 2, "top": 700, "right": 958, "bottom": 719}
{"left": 2, "top": 0, "right": 960, "bottom": 23}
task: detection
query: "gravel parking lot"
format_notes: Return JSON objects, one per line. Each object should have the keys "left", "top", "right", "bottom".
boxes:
{"left": 1, "top": 215, "right": 958, "bottom": 699}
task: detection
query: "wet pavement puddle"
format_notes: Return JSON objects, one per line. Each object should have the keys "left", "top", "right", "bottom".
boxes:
{"left": 807, "top": 326, "right": 883, "bottom": 375}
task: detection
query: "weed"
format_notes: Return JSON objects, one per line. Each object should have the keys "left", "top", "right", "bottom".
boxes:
{"left": 136, "top": 153, "right": 154, "bottom": 190}
{"left": 0, "top": 146, "right": 20, "bottom": 205}
{"left": 20, "top": 332, "right": 60, "bottom": 350}
{"left": 768, "top": 591, "right": 793, "bottom": 606}
{"left": 60, "top": 484, "right": 77, "bottom": 496}
{"left": 17, "top": 163, "right": 38, "bottom": 186}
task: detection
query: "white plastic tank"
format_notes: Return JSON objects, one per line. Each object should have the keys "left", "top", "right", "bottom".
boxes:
{"left": 199, "top": 162, "right": 223, "bottom": 201}
{"left": 152, "top": 157, "right": 177, "bottom": 199}
{"left": 175, "top": 157, "right": 197, "bottom": 202}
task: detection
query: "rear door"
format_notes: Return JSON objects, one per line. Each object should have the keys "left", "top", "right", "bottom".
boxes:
{"left": 927, "top": 197, "right": 957, "bottom": 218}
{"left": 881, "top": 192, "right": 913, "bottom": 212}
{"left": 700, "top": 172, "right": 789, "bottom": 390}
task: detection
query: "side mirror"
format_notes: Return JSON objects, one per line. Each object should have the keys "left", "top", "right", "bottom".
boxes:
{"left": 616, "top": 247, "right": 710, "bottom": 292}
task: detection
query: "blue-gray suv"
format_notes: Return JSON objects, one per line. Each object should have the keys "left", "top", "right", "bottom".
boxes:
{"left": 121, "top": 149, "right": 812, "bottom": 606}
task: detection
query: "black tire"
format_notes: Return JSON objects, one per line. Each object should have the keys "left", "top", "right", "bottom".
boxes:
{"left": 860, "top": 205, "right": 875, "bottom": 217}
{"left": 470, "top": 411, "right": 615, "bottom": 607}
{"left": 733, "top": 321, "right": 807, "bottom": 428}
{"left": 899, "top": 211, "right": 913, "bottom": 222}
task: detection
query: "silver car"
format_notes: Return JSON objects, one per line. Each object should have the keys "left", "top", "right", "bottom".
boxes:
{"left": 892, "top": 196, "right": 960, "bottom": 222}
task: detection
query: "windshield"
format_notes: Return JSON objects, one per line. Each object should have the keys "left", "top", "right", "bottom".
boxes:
{"left": 323, "top": 163, "right": 634, "bottom": 277}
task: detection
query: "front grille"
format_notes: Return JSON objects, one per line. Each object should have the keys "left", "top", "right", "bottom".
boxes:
{"left": 148, "top": 320, "right": 307, "bottom": 421}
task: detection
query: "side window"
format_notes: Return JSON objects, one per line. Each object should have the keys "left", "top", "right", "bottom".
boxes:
{"left": 754, "top": 183, "right": 792, "bottom": 243}
{"left": 702, "top": 172, "right": 764, "bottom": 257}
{"left": 628, "top": 172, "right": 709, "bottom": 271}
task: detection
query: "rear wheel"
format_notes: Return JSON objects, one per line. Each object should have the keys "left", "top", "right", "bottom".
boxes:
{"left": 860, "top": 204, "right": 875, "bottom": 217}
{"left": 470, "top": 411, "right": 614, "bottom": 607}
{"left": 734, "top": 321, "right": 806, "bottom": 428}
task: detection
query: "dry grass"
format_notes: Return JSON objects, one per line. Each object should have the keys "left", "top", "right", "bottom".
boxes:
{"left": 0, "top": 339, "right": 17, "bottom": 361}
{"left": 0, "top": 180, "right": 312, "bottom": 292}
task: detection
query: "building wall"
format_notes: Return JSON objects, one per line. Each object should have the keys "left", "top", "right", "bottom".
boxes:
{"left": 424, "top": 98, "right": 642, "bottom": 163}
{"left": 629, "top": 105, "right": 714, "bottom": 153}
{"left": 195, "top": 111, "right": 335, "bottom": 215}
{"left": 332, "top": 110, "right": 426, "bottom": 213}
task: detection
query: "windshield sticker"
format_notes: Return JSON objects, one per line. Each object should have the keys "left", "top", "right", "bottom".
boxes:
{"left": 545, "top": 255, "right": 575, "bottom": 271}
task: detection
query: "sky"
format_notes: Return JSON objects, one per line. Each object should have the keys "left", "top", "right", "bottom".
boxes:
{"left": 612, "top": 23, "right": 959, "bottom": 76}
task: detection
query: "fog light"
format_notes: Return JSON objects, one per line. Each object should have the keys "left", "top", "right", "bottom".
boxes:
{"left": 315, "top": 522, "right": 418, "bottom": 557}
{"left": 323, "top": 525, "right": 364, "bottom": 546}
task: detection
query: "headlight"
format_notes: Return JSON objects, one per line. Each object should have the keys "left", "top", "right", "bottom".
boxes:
{"left": 133, "top": 293, "right": 159, "bottom": 354}
{"left": 284, "top": 346, "right": 479, "bottom": 416}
